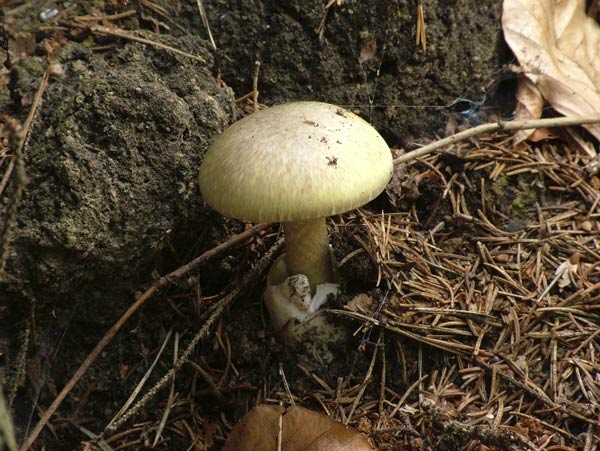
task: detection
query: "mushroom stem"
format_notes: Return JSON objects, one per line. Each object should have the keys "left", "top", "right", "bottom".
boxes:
{"left": 283, "top": 218, "right": 333, "bottom": 293}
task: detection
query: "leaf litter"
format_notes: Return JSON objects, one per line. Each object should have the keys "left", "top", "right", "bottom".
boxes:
{"left": 330, "top": 130, "right": 600, "bottom": 450}
{"left": 4, "top": 1, "right": 600, "bottom": 450}
{"left": 503, "top": 0, "right": 600, "bottom": 149}
{"left": 79, "top": 125, "right": 600, "bottom": 450}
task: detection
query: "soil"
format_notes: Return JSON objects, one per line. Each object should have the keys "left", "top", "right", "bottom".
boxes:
{"left": 7, "top": 35, "right": 235, "bottom": 300}
{"left": 0, "top": 1, "right": 546, "bottom": 450}
{"left": 198, "top": 0, "right": 508, "bottom": 139}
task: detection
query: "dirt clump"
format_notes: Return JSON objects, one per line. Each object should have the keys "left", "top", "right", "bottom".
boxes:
{"left": 2, "top": 34, "right": 234, "bottom": 310}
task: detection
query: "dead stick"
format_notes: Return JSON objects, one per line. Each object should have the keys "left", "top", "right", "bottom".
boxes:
{"left": 19, "top": 224, "right": 269, "bottom": 451}
{"left": 89, "top": 25, "right": 206, "bottom": 64}
{"left": 195, "top": 0, "right": 217, "bottom": 51}
{"left": 0, "top": 71, "right": 48, "bottom": 197}
{"left": 394, "top": 113, "right": 600, "bottom": 164}
{"left": 73, "top": 10, "right": 137, "bottom": 22}
{"left": 0, "top": 387, "right": 17, "bottom": 451}
{"left": 104, "top": 239, "right": 282, "bottom": 433}
{"left": 252, "top": 60, "right": 261, "bottom": 113}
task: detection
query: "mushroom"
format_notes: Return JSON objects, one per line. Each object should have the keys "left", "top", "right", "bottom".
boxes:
{"left": 199, "top": 102, "right": 392, "bottom": 343}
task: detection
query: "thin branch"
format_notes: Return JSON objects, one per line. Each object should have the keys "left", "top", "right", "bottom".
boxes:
{"left": 0, "top": 387, "right": 17, "bottom": 451}
{"left": 89, "top": 25, "right": 206, "bottom": 63}
{"left": 195, "top": 0, "right": 217, "bottom": 50}
{"left": 252, "top": 61, "right": 261, "bottom": 113}
{"left": 103, "top": 239, "right": 283, "bottom": 433}
{"left": 394, "top": 114, "right": 600, "bottom": 164}
{"left": 19, "top": 224, "right": 269, "bottom": 451}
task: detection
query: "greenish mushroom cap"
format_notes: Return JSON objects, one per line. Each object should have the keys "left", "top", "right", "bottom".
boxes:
{"left": 199, "top": 101, "right": 392, "bottom": 222}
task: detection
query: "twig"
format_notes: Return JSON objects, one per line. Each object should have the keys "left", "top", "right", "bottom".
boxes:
{"left": 152, "top": 333, "right": 179, "bottom": 447}
{"left": 252, "top": 61, "right": 261, "bottom": 113}
{"left": 0, "top": 387, "right": 17, "bottom": 451}
{"left": 153, "top": 224, "right": 268, "bottom": 287}
{"left": 67, "top": 422, "right": 113, "bottom": 451}
{"left": 344, "top": 329, "right": 381, "bottom": 425}
{"left": 475, "top": 357, "right": 600, "bottom": 428}
{"left": 415, "top": 1, "right": 426, "bottom": 53}
{"left": 276, "top": 409, "right": 283, "bottom": 451}
{"left": 104, "top": 239, "right": 282, "bottom": 433}
{"left": 279, "top": 363, "right": 296, "bottom": 406}
{"left": 394, "top": 114, "right": 600, "bottom": 164}
{"left": 73, "top": 10, "right": 137, "bottom": 22}
{"left": 89, "top": 25, "right": 206, "bottom": 63}
{"left": 195, "top": 0, "right": 217, "bottom": 50}
{"left": 189, "top": 360, "right": 224, "bottom": 402}
{"left": 317, "top": 0, "right": 338, "bottom": 41}
{"left": 0, "top": 72, "right": 49, "bottom": 273}
{"left": 388, "top": 375, "right": 428, "bottom": 419}
{"left": 379, "top": 328, "right": 386, "bottom": 415}
{"left": 104, "top": 330, "right": 173, "bottom": 431}
{"left": 19, "top": 224, "right": 269, "bottom": 451}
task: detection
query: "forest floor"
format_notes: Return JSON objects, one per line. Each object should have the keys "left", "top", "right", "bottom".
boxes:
{"left": 2, "top": 1, "right": 600, "bottom": 451}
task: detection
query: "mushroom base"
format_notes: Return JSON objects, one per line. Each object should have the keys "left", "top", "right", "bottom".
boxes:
{"left": 264, "top": 254, "right": 346, "bottom": 360}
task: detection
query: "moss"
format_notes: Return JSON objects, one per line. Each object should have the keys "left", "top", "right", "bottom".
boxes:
{"left": 491, "top": 174, "right": 509, "bottom": 199}
{"left": 489, "top": 173, "right": 540, "bottom": 225}
{"left": 509, "top": 178, "right": 538, "bottom": 219}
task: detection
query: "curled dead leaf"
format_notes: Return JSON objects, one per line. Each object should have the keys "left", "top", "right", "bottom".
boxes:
{"left": 513, "top": 75, "right": 556, "bottom": 144}
{"left": 223, "top": 405, "right": 374, "bottom": 451}
{"left": 358, "top": 39, "right": 377, "bottom": 64}
{"left": 346, "top": 293, "right": 376, "bottom": 315}
{"left": 554, "top": 253, "right": 579, "bottom": 289}
{"left": 503, "top": 0, "right": 600, "bottom": 154}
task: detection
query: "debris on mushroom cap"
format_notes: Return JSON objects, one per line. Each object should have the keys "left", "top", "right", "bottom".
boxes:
{"left": 199, "top": 101, "right": 393, "bottom": 223}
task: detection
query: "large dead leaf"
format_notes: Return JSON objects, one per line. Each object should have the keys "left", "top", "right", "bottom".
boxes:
{"left": 513, "top": 75, "right": 558, "bottom": 144}
{"left": 513, "top": 75, "right": 545, "bottom": 143}
{"left": 503, "top": 0, "right": 600, "bottom": 149}
{"left": 223, "top": 405, "right": 374, "bottom": 451}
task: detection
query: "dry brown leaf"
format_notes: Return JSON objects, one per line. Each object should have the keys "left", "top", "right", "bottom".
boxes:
{"left": 223, "top": 405, "right": 374, "bottom": 451}
{"left": 503, "top": 0, "right": 600, "bottom": 153}
{"left": 513, "top": 75, "right": 557, "bottom": 143}
{"left": 358, "top": 39, "right": 377, "bottom": 64}
{"left": 346, "top": 294, "right": 377, "bottom": 315}
{"left": 555, "top": 252, "right": 580, "bottom": 289}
